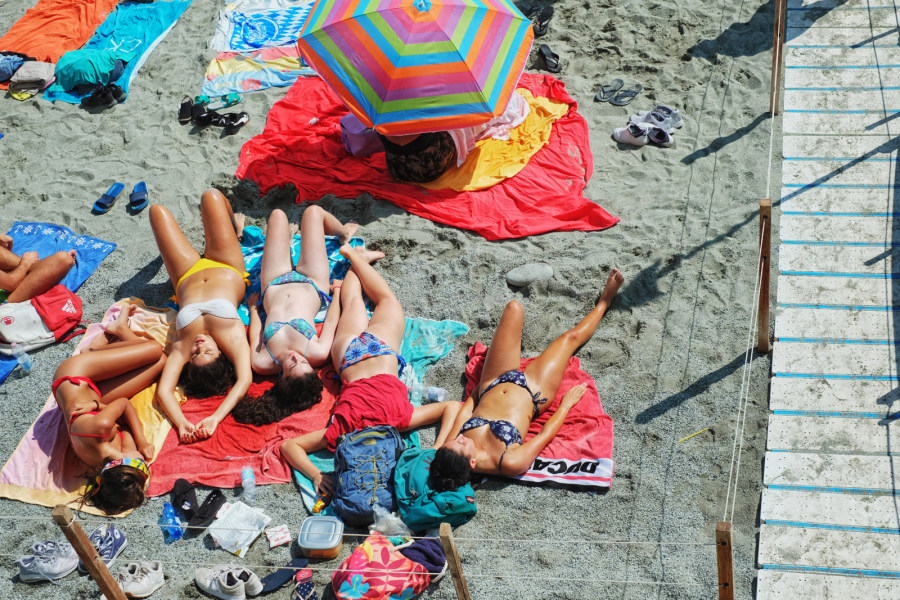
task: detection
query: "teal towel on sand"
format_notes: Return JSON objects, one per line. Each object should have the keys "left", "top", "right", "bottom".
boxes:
{"left": 291, "top": 317, "right": 469, "bottom": 513}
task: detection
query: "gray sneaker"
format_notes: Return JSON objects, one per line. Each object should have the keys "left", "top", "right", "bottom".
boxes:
{"left": 196, "top": 566, "right": 250, "bottom": 600}
{"left": 630, "top": 105, "right": 684, "bottom": 133}
{"left": 18, "top": 541, "right": 79, "bottom": 582}
{"left": 101, "top": 561, "right": 165, "bottom": 599}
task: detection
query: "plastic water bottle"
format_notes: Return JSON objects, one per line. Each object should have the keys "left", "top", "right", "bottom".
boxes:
{"left": 424, "top": 386, "right": 448, "bottom": 403}
{"left": 158, "top": 502, "right": 185, "bottom": 544}
{"left": 407, "top": 381, "right": 424, "bottom": 403}
{"left": 241, "top": 466, "right": 257, "bottom": 506}
{"left": 10, "top": 342, "right": 32, "bottom": 374}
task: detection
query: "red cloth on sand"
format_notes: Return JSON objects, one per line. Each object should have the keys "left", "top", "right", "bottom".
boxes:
{"left": 323, "top": 374, "right": 413, "bottom": 451}
{"left": 236, "top": 73, "right": 619, "bottom": 241}
{"left": 146, "top": 371, "right": 339, "bottom": 497}
{"left": 464, "top": 342, "right": 614, "bottom": 490}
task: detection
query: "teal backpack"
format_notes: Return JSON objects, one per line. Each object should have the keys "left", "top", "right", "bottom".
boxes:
{"left": 393, "top": 448, "right": 477, "bottom": 532}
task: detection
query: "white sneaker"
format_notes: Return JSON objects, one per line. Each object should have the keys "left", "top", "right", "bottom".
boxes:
{"left": 630, "top": 105, "right": 684, "bottom": 133}
{"left": 646, "top": 126, "right": 675, "bottom": 148}
{"left": 116, "top": 561, "right": 164, "bottom": 598}
{"left": 613, "top": 122, "right": 650, "bottom": 146}
{"left": 196, "top": 565, "right": 261, "bottom": 600}
{"left": 18, "top": 541, "right": 79, "bottom": 583}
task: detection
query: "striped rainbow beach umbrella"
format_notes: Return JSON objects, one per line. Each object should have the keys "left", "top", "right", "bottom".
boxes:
{"left": 297, "top": 0, "right": 534, "bottom": 136}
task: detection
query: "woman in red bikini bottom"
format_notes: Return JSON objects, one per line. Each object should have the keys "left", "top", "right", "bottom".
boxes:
{"left": 53, "top": 304, "right": 166, "bottom": 514}
{"left": 429, "top": 268, "right": 625, "bottom": 491}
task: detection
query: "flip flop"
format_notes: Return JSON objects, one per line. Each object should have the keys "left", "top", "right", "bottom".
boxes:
{"left": 128, "top": 181, "right": 149, "bottom": 213}
{"left": 93, "top": 182, "right": 125, "bottom": 214}
{"left": 609, "top": 83, "right": 643, "bottom": 106}
{"left": 538, "top": 44, "right": 561, "bottom": 73}
{"left": 530, "top": 5, "right": 554, "bottom": 36}
{"left": 178, "top": 95, "right": 193, "bottom": 124}
{"left": 594, "top": 78, "right": 624, "bottom": 102}
{"left": 216, "top": 93, "right": 241, "bottom": 109}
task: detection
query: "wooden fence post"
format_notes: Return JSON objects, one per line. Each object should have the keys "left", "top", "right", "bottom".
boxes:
{"left": 758, "top": 199, "right": 772, "bottom": 353}
{"left": 769, "top": 0, "right": 786, "bottom": 115}
{"left": 716, "top": 521, "right": 735, "bottom": 600}
{"left": 439, "top": 522, "right": 472, "bottom": 600}
{"left": 52, "top": 505, "right": 126, "bottom": 600}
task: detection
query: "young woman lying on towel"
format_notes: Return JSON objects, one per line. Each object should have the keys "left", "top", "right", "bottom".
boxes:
{"left": 281, "top": 245, "right": 461, "bottom": 496}
{"left": 430, "top": 268, "right": 624, "bottom": 490}
{"left": 53, "top": 304, "right": 166, "bottom": 514}
{"left": 232, "top": 207, "right": 359, "bottom": 426}
{"left": 149, "top": 189, "right": 252, "bottom": 443}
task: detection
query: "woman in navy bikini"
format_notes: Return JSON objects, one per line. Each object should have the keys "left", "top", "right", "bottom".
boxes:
{"left": 233, "top": 207, "right": 359, "bottom": 426}
{"left": 281, "top": 245, "right": 461, "bottom": 497}
{"left": 149, "top": 189, "right": 252, "bottom": 444}
{"left": 431, "top": 268, "right": 624, "bottom": 487}
{"left": 52, "top": 304, "right": 166, "bottom": 514}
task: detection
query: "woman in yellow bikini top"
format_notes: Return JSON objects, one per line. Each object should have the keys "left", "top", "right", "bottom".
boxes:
{"left": 149, "top": 189, "right": 253, "bottom": 445}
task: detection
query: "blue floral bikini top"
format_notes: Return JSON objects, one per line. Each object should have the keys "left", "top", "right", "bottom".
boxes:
{"left": 460, "top": 417, "right": 522, "bottom": 472}
{"left": 261, "top": 271, "right": 332, "bottom": 366}
{"left": 339, "top": 331, "right": 407, "bottom": 374}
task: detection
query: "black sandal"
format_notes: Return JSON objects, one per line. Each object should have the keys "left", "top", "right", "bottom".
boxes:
{"left": 531, "top": 5, "right": 554, "bottom": 37}
{"left": 178, "top": 95, "right": 193, "bottom": 124}
{"left": 538, "top": 44, "right": 561, "bottom": 73}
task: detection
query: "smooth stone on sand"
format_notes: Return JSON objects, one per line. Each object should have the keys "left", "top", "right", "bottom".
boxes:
{"left": 505, "top": 263, "right": 553, "bottom": 287}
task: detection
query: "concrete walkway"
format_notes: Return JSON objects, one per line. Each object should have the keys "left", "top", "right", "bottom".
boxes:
{"left": 757, "top": 0, "right": 900, "bottom": 596}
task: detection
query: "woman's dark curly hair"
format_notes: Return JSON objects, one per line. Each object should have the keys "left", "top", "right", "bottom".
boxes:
{"left": 80, "top": 465, "right": 147, "bottom": 515}
{"left": 232, "top": 372, "right": 324, "bottom": 426}
{"left": 179, "top": 353, "right": 235, "bottom": 398}
{"left": 429, "top": 447, "right": 472, "bottom": 492}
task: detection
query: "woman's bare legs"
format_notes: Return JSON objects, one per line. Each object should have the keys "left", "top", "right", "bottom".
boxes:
{"left": 295, "top": 205, "right": 358, "bottom": 291}
{"left": 199, "top": 189, "right": 245, "bottom": 272}
{"left": 6, "top": 250, "right": 77, "bottom": 303}
{"left": 149, "top": 205, "right": 202, "bottom": 287}
{"left": 477, "top": 301, "right": 526, "bottom": 396}
{"left": 340, "top": 245, "right": 400, "bottom": 349}
{"left": 524, "top": 268, "right": 624, "bottom": 406}
{"left": 260, "top": 209, "right": 295, "bottom": 295}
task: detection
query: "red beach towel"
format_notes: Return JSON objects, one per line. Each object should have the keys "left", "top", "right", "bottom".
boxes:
{"left": 236, "top": 73, "right": 619, "bottom": 241}
{"left": 464, "top": 342, "right": 614, "bottom": 490}
{"left": 0, "top": 0, "right": 119, "bottom": 88}
{"left": 146, "top": 371, "right": 340, "bottom": 497}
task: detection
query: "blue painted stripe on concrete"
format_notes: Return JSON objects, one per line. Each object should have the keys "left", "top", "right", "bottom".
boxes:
{"left": 768, "top": 483, "right": 900, "bottom": 495}
{"left": 760, "top": 564, "right": 900, "bottom": 579}
{"left": 777, "top": 303, "right": 895, "bottom": 311}
{"left": 788, "top": 64, "right": 900, "bottom": 69}
{"left": 784, "top": 157, "right": 896, "bottom": 161}
{"left": 781, "top": 272, "right": 900, "bottom": 279}
{"left": 763, "top": 519, "right": 900, "bottom": 535}
{"left": 777, "top": 338, "right": 900, "bottom": 345}
{"left": 772, "top": 409, "right": 885, "bottom": 418}
{"left": 774, "top": 372, "right": 899, "bottom": 380}
{"left": 782, "top": 241, "right": 900, "bottom": 247}
{"left": 784, "top": 183, "right": 900, "bottom": 189}
{"left": 786, "top": 86, "right": 900, "bottom": 91}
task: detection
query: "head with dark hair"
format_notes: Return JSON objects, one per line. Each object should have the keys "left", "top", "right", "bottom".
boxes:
{"left": 179, "top": 351, "right": 235, "bottom": 398}
{"left": 82, "top": 464, "right": 148, "bottom": 515}
{"left": 430, "top": 445, "right": 474, "bottom": 492}
{"left": 232, "top": 372, "right": 324, "bottom": 426}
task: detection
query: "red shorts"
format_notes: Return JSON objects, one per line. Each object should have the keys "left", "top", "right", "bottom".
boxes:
{"left": 324, "top": 374, "right": 413, "bottom": 451}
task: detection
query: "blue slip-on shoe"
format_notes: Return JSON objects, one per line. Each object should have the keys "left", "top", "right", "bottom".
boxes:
{"left": 128, "top": 182, "right": 149, "bottom": 213}
{"left": 93, "top": 182, "right": 125, "bottom": 214}
{"left": 78, "top": 523, "right": 128, "bottom": 574}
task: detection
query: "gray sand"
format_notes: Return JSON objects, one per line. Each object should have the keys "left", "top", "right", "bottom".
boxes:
{"left": 0, "top": 0, "right": 777, "bottom": 597}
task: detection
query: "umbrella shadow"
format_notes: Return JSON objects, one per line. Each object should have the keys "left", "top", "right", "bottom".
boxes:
{"left": 683, "top": 0, "right": 849, "bottom": 62}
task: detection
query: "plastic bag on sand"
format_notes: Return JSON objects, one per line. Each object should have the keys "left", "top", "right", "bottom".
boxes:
{"left": 369, "top": 505, "right": 411, "bottom": 537}
{"left": 208, "top": 501, "right": 271, "bottom": 558}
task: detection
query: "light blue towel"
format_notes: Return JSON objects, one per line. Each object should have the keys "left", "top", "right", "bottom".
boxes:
{"left": 44, "top": 0, "right": 191, "bottom": 103}
{"left": 291, "top": 317, "right": 469, "bottom": 513}
{"left": 0, "top": 222, "right": 116, "bottom": 385}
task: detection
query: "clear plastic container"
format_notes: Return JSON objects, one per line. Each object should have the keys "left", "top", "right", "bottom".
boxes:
{"left": 10, "top": 342, "right": 32, "bottom": 374}
{"left": 159, "top": 502, "right": 185, "bottom": 543}
{"left": 241, "top": 466, "right": 257, "bottom": 506}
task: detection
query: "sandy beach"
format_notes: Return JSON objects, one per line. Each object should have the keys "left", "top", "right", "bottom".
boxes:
{"left": 0, "top": 0, "right": 778, "bottom": 597}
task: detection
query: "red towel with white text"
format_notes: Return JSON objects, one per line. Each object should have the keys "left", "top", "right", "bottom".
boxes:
{"left": 464, "top": 342, "right": 614, "bottom": 490}
{"left": 146, "top": 371, "right": 339, "bottom": 497}
{"left": 236, "top": 73, "right": 618, "bottom": 241}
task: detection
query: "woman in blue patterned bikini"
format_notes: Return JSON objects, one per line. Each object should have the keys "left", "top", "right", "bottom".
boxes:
{"left": 234, "top": 207, "right": 360, "bottom": 426}
{"left": 432, "top": 268, "right": 624, "bottom": 484}
{"left": 281, "top": 245, "right": 461, "bottom": 496}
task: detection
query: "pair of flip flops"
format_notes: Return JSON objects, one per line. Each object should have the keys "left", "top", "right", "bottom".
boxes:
{"left": 538, "top": 44, "right": 562, "bottom": 73}
{"left": 171, "top": 478, "right": 227, "bottom": 531}
{"left": 93, "top": 182, "right": 149, "bottom": 214}
{"left": 594, "top": 78, "right": 643, "bottom": 106}
{"left": 178, "top": 93, "right": 242, "bottom": 124}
